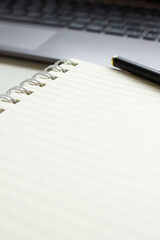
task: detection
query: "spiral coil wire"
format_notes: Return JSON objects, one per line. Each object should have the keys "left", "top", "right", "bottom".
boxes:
{"left": 0, "top": 59, "right": 78, "bottom": 112}
{"left": 6, "top": 86, "right": 32, "bottom": 95}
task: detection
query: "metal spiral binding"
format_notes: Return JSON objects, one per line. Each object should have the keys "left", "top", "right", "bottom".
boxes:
{"left": 20, "top": 78, "right": 46, "bottom": 88}
{"left": 0, "top": 108, "right": 4, "bottom": 113}
{"left": 54, "top": 59, "right": 78, "bottom": 67}
{"left": 32, "top": 71, "right": 57, "bottom": 81}
{"left": 6, "top": 86, "right": 32, "bottom": 95}
{"left": 45, "top": 64, "right": 68, "bottom": 73}
{"left": 0, "top": 59, "right": 78, "bottom": 113}
{"left": 45, "top": 59, "right": 78, "bottom": 72}
{"left": 0, "top": 94, "right": 19, "bottom": 104}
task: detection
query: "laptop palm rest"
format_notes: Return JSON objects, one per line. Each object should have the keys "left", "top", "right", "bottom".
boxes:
{"left": 0, "top": 23, "right": 57, "bottom": 51}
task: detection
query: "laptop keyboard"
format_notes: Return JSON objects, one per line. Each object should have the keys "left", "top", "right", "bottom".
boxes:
{"left": 0, "top": 0, "right": 160, "bottom": 41}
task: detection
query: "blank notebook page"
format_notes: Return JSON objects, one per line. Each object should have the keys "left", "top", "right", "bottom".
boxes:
{"left": 0, "top": 59, "right": 160, "bottom": 240}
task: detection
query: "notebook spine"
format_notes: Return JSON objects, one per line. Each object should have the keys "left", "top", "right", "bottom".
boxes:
{"left": 0, "top": 59, "right": 78, "bottom": 113}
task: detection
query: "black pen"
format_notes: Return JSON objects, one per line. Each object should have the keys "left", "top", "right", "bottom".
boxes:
{"left": 111, "top": 56, "right": 160, "bottom": 85}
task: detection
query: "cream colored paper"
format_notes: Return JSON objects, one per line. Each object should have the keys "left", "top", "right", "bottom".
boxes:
{"left": 0, "top": 59, "right": 160, "bottom": 240}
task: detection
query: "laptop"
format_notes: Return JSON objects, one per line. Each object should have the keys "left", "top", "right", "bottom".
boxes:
{"left": 0, "top": 0, "right": 159, "bottom": 69}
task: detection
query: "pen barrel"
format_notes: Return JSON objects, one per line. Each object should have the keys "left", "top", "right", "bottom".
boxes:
{"left": 112, "top": 56, "right": 160, "bottom": 85}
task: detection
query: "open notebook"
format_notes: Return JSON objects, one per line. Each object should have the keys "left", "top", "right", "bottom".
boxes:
{"left": 0, "top": 59, "right": 160, "bottom": 240}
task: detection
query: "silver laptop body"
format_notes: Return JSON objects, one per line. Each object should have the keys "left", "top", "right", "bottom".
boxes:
{"left": 0, "top": 0, "right": 159, "bottom": 69}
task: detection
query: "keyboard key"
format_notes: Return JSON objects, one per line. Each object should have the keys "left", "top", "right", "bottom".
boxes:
{"left": 69, "top": 22, "right": 85, "bottom": 30}
{"left": 74, "top": 11, "right": 89, "bottom": 18}
{"left": 42, "top": 7, "right": 57, "bottom": 14}
{"left": 75, "top": 17, "right": 91, "bottom": 23}
{"left": 127, "top": 29, "right": 142, "bottom": 38}
{"left": 93, "top": 17, "right": 108, "bottom": 23}
{"left": 12, "top": 2, "right": 28, "bottom": 8}
{"left": 105, "top": 26, "right": 125, "bottom": 36}
{"left": 59, "top": 15, "right": 73, "bottom": 21}
{"left": 11, "top": 9, "right": 26, "bottom": 16}
{"left": 27, "top": 12, "right": 41, "bottom": 18}
{"left": 125, "top": 20, "right": 141, "bottom": 27}
{"left": 109, "top": 22, "right": 124, "bottom": 28}
{"left": 3, "top": 15, "right": 33, "bottom": 22}
{"left": 108, "top": 15, "right": 123, "bottom": 23}
{"left": 36, "top": 18, "right": 67, "bottom": 27}
{"left": 91, "top": 11, "right": 106, "bottom": 18}
{"left": 146, "top": 24, "right": 159, "bottom": 33}
{"left": 149, "top": 27, "right": 159, "bottom": 33}
{"left": 0, "top": 8, "right": 10, "bottom": 14}
{"left": 92, "top": 20, "right": 108, "bottom": 27}
{"left": 87, "top": 24, "right": 104, "bottom": 32}
{"left": 27, "top": 6, "right": 41, "bottom": 12}
{"left": 42, "top": 13, "right": 57, "bottom": 18}
{"left": 92, "top": 7, "right": 106, "bottom": 15}
{"left": 143, "top": 31, "right": 158, "bottom": 40}
{"left": 126, "top": 24, "right": 145, "bottom": 31}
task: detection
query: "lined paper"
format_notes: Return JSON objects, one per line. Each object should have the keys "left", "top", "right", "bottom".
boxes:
{"left": 0, "top": 59, "right": 160, "bottom": 240}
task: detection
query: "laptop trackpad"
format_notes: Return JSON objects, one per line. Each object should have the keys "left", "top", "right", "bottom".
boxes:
{"left": 0, "top": 24, "right": 57, "bottom": 50}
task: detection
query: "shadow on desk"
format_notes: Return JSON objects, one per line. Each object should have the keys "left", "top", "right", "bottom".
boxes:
{"left": 0, "top": 56, "right": 48, "bottom": 93}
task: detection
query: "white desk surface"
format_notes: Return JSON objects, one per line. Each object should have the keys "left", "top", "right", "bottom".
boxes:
{"left": 0, "top": 56, "right": 48, "bottom": 93}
